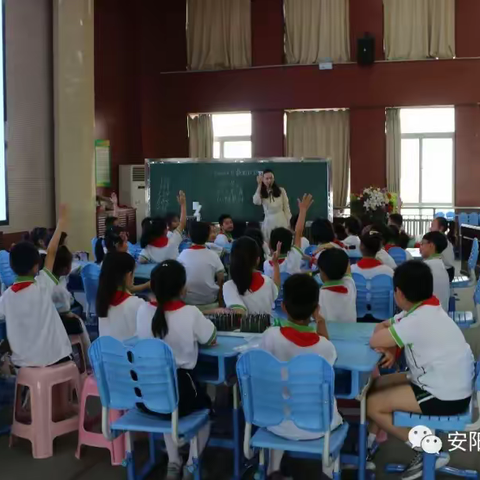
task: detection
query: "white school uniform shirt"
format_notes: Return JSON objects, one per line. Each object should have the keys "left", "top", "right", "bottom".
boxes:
{"left": 206, "top": 242, "right": 223, "bottom": 257}
{"left": 389, "top": 297, "right": 474, "bottom": 401}
{"left": 351, "top": 258, "right": 394, "bottom": 280}
{"left": 376, "top": 248, "right": 397, "bottom": 270}
{"left": 51, "top": 276, "right": 74, "bottom": 314}
{"left": 319, "top": 276, "right": 357, "bottom": 323}
{"left": 0, "top": 270, "right": 72, "bottom": 367}
{"left": 139, "top": 231, "right": 182, "bottom": 264}
{"left": 223, "top": 272, "right": 278, "bottom": 315}
{"left": 99, "top": 292, "right": 145, "bottom": 340}
{"left": 214, "top": 232, "right": 233, "bottom": 248}
{"left": 260, "top": 322, "right": 343, "bottom": 440}
{"left": 178, "top": 246, "right": 225, "bottom": 305}
{"left": 300, "top": 237, "right": 310, "bottom": 253}
{"left": 343, "top": 235, "right": 360, "bottom": 250}
{"left": 166, "top": 230, "right": 180, "bottom": 257}
{"left": 263, "top": 246, "right": 303, "bottom": 278}
{"left": 136, "top": 301, "right": 216, "bottom": 369}
{"left": 442, "top": 241, "right": 455, "bottom": 270}
{"left": 424, "top": 257, "right": 450, "bottom": 312}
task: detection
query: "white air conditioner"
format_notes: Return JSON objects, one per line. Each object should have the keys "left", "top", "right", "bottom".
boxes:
{"left": 119, "top": 165, "right": 146, "bottom": 240}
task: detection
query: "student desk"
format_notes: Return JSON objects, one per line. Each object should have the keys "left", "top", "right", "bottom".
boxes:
{"left": 198, "top": 332, "right": 381, "bottom": 480}
{"left": 133, "top": 263, "right": 156, "bottom": 282}
{"left": 406, "top": 248, "right": 421, "bottom": 259}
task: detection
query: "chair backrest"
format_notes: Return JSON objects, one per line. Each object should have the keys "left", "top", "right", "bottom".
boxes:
{"left": 352, "top": 273, "right": 394, "bottom": 321}
{"left": 468, "top": 238, "right": 479, "bottom": 273}
{"left": 179, "top": 239, "right": 192, "bottom": 253}
{"left": 446, "top": 211, "right": 455, "bottom": 220}
{"left": 435, "top": 212, "right": 445, "bottom": 218}
{"left": 275, "top": 272, "right": 291, "bottom": 308}
{"left": 89, "top": 336, "right": 178, "bottom": 413}
{"left": 304, "top": 245, "right": 317, "bottom": 257}
{"left": 91, "top": 237, "right": 99, "bottom": 262}
{"left": 469, "top": 213, "right": 479, "bottom": 226}
{"left": 80, "top": 263, "right": 101, "bottom": 316}
{"left": 236, "top": 349, "right": 334, "bottom": 433}
{"left": 0, "top": 251, "right": 16, "bottom": 288}
{"left": 459, "top": 212, "right": 469, "bottom": 225}
{"left": 127, "top": 242, "right": 142, "bottom": 261}
{"left": 388, "top": 247, "right": 407, "bottom": 266}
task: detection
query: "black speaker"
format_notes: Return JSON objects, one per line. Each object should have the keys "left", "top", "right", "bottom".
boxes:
{"left": 357, "top": 34, "right": 375, "bottom": 66}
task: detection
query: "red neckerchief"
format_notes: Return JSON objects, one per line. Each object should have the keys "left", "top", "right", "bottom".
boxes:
{"left": 384, "top": 244, "right": 395, "bottom": 252}
{"left": 269, "top": 258, "right": 286, "bottom": 266}
{"left": 190, "top": 245, "right": 206, "bottom": 250}
{"left": 249, "top": 271, "right": 265, "bottom": 292}
{"left": 150, "top": 237, "right": 168, "bottom": 248}
{"left": 149, "top": 300, "right": 158, "bottom": 307}
{"left": 11, "top": 282, "right": 34, "bottom": 293}
{"left": 357, "top": 258, "right": 383, "bottom": 269}
{"left": 111, "top": 290, "right": 132, "bottom": 306}
{"left": 164, "top": 300, "right": 186, "bottom": 311}
{"left": 333, "top": 240, "right": 346, "bottom": 249}
{"left": 321, "top": 285, "right": 348, "bottom": 294}
{"left": 280, "top": 327, "right": 320, "bottom": 347}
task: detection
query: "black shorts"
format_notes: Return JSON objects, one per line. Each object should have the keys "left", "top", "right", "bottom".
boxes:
{"left": 411, "top": 382, "right": 470, "bottom": 416}
{"left": 446, "top": 267, "right": 455, "bottom": 283}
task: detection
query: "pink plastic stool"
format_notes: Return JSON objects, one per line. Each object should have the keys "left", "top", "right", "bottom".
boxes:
{"left": 10, "top": 361, "right": 81, "bottom": 459}
{"left": 76, "top": 375, "right": 125, "bottom": 465}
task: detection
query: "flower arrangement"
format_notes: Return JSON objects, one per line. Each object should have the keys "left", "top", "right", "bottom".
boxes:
{"left": 350, "top": 187, "right": 401, "bottom": 222}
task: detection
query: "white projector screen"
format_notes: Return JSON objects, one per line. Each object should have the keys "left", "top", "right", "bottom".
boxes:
{"left": 0, "top": 3, "right": 6, "bottom": 224}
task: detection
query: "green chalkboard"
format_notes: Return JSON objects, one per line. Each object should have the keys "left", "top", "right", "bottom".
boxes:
{"left": 146, "top": 159, "right": 332, "bottom": 223}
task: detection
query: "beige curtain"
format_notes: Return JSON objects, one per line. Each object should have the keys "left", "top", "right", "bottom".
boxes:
{"left": 383, "top": 0, "right": 455, "bottom": 60}
{"left": 286, "top": 110, "right": 350, "bottom": 207}
{"left": 188, "top": 114, "right": 213, "bottom": 158}
{"left": 285, "top": 0, "right": 350, "bottom": 64}
{"left": 386, "top": 109, "right": 401, "bottom": 194}
{"left": 187, "top": 0, "right": 251, "bottom": 70}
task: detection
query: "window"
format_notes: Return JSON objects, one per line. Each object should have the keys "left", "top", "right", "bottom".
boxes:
{"left": 212, "top": 113, "right": 252, "bottom": 160}
{"left": 400, "top": 107, "right": 454, "bottom": 209}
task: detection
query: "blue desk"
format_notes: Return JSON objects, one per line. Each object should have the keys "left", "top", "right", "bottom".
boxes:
{"left": 326, "top": 322, "right": 376, "bottom": 343}
{"left": 407, "top": 248, "right": 421, "bottom": 259}
{"left": 134, "top": 264, "right": 156, "bottom": 281}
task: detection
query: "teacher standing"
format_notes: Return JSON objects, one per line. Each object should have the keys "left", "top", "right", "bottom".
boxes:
{"left": 253, "top": 169, "right": 292, "bottom": 241}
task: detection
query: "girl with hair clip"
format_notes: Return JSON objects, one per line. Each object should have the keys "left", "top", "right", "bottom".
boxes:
{"left": 431, "top": 216, "right": 456, "bottom": 282}
{"left": 96, "top": 252, "right": 146, "bottom": 340}
{"left": 136, "top": 260, "right": 216, "bottom": 480}
{"left": 138, "top": 191, "right": 187, "bottom": 264}
{"left": 223, "top": 236, "right": 282, "bottom": 315}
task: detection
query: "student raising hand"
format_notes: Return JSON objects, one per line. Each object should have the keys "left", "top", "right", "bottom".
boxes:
{"left": 177, "top": 190, "right": 187, "bottom": 233}
{"left": 45, "top": 204, "right": 68, "bottom": 273}
{"left": 294, "top": 193, "right": 314, "bottom": 249}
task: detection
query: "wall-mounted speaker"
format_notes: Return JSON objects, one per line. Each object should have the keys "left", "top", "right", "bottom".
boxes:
{"left": 357, "top": 33, "right": 375, "bottom": 66}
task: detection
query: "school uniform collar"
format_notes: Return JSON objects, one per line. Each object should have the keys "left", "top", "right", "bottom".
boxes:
{"left": 221, "top": 231, "right": 233, "bottom": 241}
{"left": 357, "top": 258, "right": 383, "bottom": 269}
{"left": 269, "top": 254, "right": 287, "bottom": 266}
{"left": 406, "top": 296, "right": 440, "bottom": 315}
{"left": 249, "top": 271, "right": 265, "bottom": 292}
{"left": 321, "top": 280, "right": 348, "bottom": 294}
{"left": 427, "top": 254, "right": 442, "bottom": 260}
{"left": 333, "top": 239, "right": 346, "bottom": 249}
{"left": 150, "top": 236, "right": 168, "bottom": 248}
{"left": 164, "top": 300, "right": 186, "bottom": 311}
{"left": 190, "top": 244, "right": 207, "bottom": 250}
{"left": 110, "top": 290, "right": 132, "bottom": 306}
{"left": 11, "top": 276, "right": 36, "bottom": 293}
{"left": 279, "top": 320, "right": 319, "bottom": 347}
{"left": 384, "top": 243, "right": 395, "bottom": 252}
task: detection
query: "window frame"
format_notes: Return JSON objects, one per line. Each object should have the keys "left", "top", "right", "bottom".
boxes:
{"left": 214, "top": 135, "right": 252, "bottom": 160}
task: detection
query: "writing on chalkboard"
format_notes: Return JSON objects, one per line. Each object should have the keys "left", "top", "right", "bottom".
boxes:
{"left": 216, "top": 180, "right": 245, "bottom": 204}
{"left": 213, "top": 169, "right": 259, "bottom": 178}
{"left": 156, "top": 177, "right": 171, "bottom": 213}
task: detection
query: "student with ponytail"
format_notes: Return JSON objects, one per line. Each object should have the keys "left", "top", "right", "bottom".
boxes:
{"left": 96, "top": 252, "right": 145, "bottom": 340}
{"left": 135, "top": 260, "right": 216, "bottom": 480}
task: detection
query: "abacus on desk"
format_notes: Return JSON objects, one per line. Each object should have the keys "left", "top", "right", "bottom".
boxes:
{"left": 206, "top": 313, "right": 271, "bottom": 334}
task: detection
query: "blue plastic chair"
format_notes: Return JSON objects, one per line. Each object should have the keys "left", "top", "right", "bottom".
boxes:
{"left": 386, "top": 359, "right": 480, "bottom": 479}
{"left": 236, "top": 350, "right": 349, "bottom": 480}
{"left": 0, "top": 251, "right": 16, "bottom": 289}
{"left": 388, "top": 247, "right": 408, "bottom": 266}
{"left": 127, "top": 242, "right": 142, "bottom": 261}
{"left": 91, "top": 237, "right": 99, "bottom": 262}
{"left": 452, "top": 238, "right": 479, "bottom": 289}
{"left": 274, "top": 272, "right": 291, "bottom": 310}
{"left": 468, "top": 213, "right": 479, "bottom": 226}
{"left": 449, "top": 276, "right": 480, "bottom": 329}
{"left": 352, "top": 273, "right": 394, "bottom": 321}
{"left": 80, "top": 263, "right": 101, "bottom": 319}
{"left": 458, "top": 212, "right": 469, "bottom": 226}
{"left": 89, "top": 337, "right": 209, "bottom": 480}
{"left": 435, "top": 212, "right": 445, "bottom": 218}
{"left": 179, "top": 239, "right": 192, "bottom": 253}
{"left": 446, "top": 211, "right": 455, "bottom": 221}
{"left": 305, "top": 245, "right": 317, "bottom": 257}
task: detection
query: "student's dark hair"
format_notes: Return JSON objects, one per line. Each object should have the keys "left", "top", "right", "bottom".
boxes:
{"left": 394, "top": 261, "right": 433, "bottom": 303}
{"left": 10, "top": 242, "right": 41, "bottom": 276}
{"left": 247, "top": 221, "right": 261, "bottom": 230}
{"left": 53, "top": 245, "right": 73, "bottom": 278}
{"left": 270, "top": 227, "right": 293, "bottom": 254}
{"left": 151, "top": 260, "right": 186, "bottom": 339}
{"left": 289, "top": 214, "right": 299, "bottom": 231}
{"left": 260, "top": 169, "right": 282, "bottom": 199}
{"left": 398, "top": 231, "right": 411, "bottom": 250}
{"left": 345, "top": 216, "right": 362, "bottom": 236}
{"left": 189, "top": 221, "right": 210, "bottom": 245}
{"left": 370, "top": 223, "right": 389, "bottom": 244}
{"left": 333, "top": 223, "right": 347, "bottom": 241}
{"left": 283, "top": 274, "right": 319, "bottom": 321}
{"left": 386, "top": 225, "right": 399, "bottom": 245}
{"left": 230, "top": 237, "right": 260, "bottom": 295}
{"left": 317, "top": 248, "right": 349, "bottom": 281}
{"left": 232, "top": 220, "right": 247, "bottom": 240}
{"left": 435, "top": 217, "right": 456, "bottom": 245}
{"left": 25, "top": 227, "right": 49, "bottom": 249}
{"left": 96, "top": 252, "right": 136, "bottom": 318}
{"left": 105, "top": 216, "right": 118, "bottom": 230}
{"left": 311, "top": 218, "right": 335, "bottom": 244}
{"left": 141, "top": 216, "right": 152, "bottom": 231}
{"left": 94, "top": 226, "right": 126, "bottom": 264}
{"left": 360, "top": 231, "right": 383, "bottom": 256}
{"left": 140, "top": 217, "right": 167, "bottom": 248}
{"left": 422, "top": 231, "right": 448, "bottom": 254}
{"left": 218, "top": 214, "right": 232, "bottom": 227}
{"left": 166, "top": 212, "right": 179, "bottom": 228}
{"left": 389, "top": 213, "right": 403, "bottom": 228}
{"left": 244, "top": 228, "right": 265, "bottom": 271}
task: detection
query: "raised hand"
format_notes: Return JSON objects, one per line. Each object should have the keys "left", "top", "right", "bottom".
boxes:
{"left": 271, "top": 241, "right": 282, "bottom": 265}
{"left": 297, "top": 193, "right": 314, "bottom": 212}
{"left": 177, "top": 190, "right": 186, "bottom": 206}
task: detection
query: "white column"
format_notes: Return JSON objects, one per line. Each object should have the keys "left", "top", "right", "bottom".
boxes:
{"left": 53, "top": 0, "right": 96, "bottom": 253}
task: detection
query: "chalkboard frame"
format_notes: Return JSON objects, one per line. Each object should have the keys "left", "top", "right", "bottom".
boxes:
{"left": 145, "top": 157, "right": 333, "bottom": 221}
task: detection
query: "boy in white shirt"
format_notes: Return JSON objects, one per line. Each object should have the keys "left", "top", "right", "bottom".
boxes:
{"left": 0, "top": 205, "right": 73, "bottom": 367}
{"left": 178, "top": 221, "right": 225, "bottom": 309}
{"left": 214, "top": 214, "right": 234, "bottom": 248}
{"left": 368, "top": 261, "right": 473, "bottom": 479}
{"left": 343, "top": 216, "right": 362, "bottom": 250}
{"left": 430, "top": 217, "right": 455, "bottom": 282}
{"left": 139, "top": 191, "right": 186, "bottom": 264}
{"left": 289, "top": 214, "right": 310, "bottom": 252}
{"left": 166, "top": 212, "right": 180, "bottom": 238}
{"left": 206, "top": 223, "right": 224, "bottom": 257}
{"left": 261, "top": 274, "right": 343, "bottom": 479}
{"left": 317, "top": 249, "right": 357, "bottom": 323}
{"left": 420, "top": 231, "right": 450, "bottom": 312}
{"left": 263, "top": 228, "right": 303, "bottom": 278}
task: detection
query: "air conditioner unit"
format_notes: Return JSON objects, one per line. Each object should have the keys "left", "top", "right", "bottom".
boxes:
{"left": 119, "top": 165, "right": 146, "bottom": 240}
